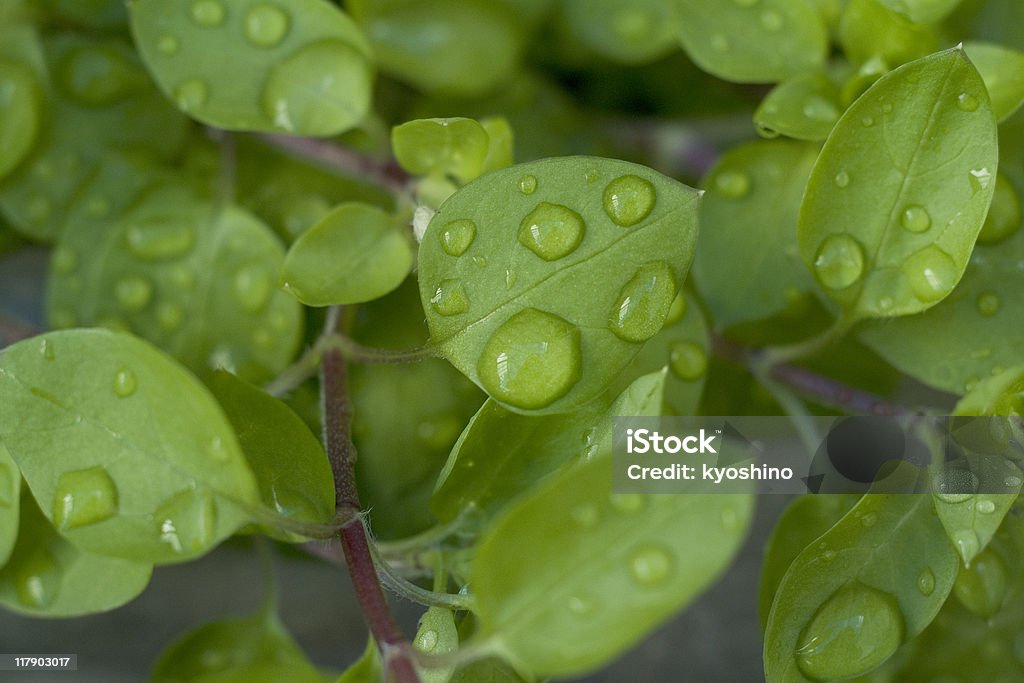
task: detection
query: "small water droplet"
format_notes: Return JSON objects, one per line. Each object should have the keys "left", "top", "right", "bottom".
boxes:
{"left": 756, "top": 121, "right": 780, "bottom": 139}
{"left": 902, "top": 245, "right": 958, "bottom": 303}
{"left": 125, "top": 221, "right": 195, "bottom": 260}
{"left": 174, "top": 79, "right": 209, "bottom": 111}
{"left": 713, "top": 170, "right": 751, "bottom": 199}
{"left": 603, "top": 175, "right": 656, "bottom": 227}
{"left": 206, "top": 436, "right": 228, "bottom": 462}
{"left": 51, "top": 246, "right": 77, "bottom": 274}
{"left": 860, "top": 512, "right": 877, "bottom": 528}
{"left": 518, "top": 202, "right": 585, "bottom": 260}
{"left": 472, "top": 255, "right": 488, "bottom": 269}
{"left": 39, "top": 338, "right": 55, "bottom": 360}
{"left": 476, "top": 309, "right": 582, "bottom": 410}
{"left": 115, "top": 275, "right": 153, "bottom": 313}
{"left": 191, "top": 0, "right": 226, "bottom": 26}
{"left": 611, "top": 494, "right": 645, "bottom": 514}
{"left": 518, "top": 175, "right": 537, "bottom": 194}
{"left": 814, "top": 234, "right": 865, "bottom": 290}
{"left": 711, "top": 34, "right": 730, "bottom": 52}
{"left": 416, "top": 629, "right": 438, "bottom": 652}
{"left": 52, "top": 466, "right": 119, "bottom": 530}
{"left": 156, "top": 303, "right": 184, "bottom": 332}
{"left": 900, "top": 205, "right": 931, "bottom": 233}
{"left": 882, "top": 103, "right": 893, "bottom": 114}
{"left": 969, "top": 168, "right": 993, "bottom": 194}
{"left": 609, "top": 262, "right": 676, "bottom": 343}
{"left": 628, "top": 544, "right": 673, "bottom": 586}
{"left": 571, "top": 503, "right": 599, "bottom": 527}
{"left": 567, "top": 595, "right": 596, "bottom": 617}
{"left": 833, "top": 170, "right": 850, "bottom": 188}
{"left": 244, "top": 4, "right": 289, "bottom": 47}
{"left": 977, "top": 291, "right": 1001, "bottom": 317}
{"left": 14, "top": 548, "right": 60, "bottom": 608}
{"left": 439, "top": 219, "right": 476, "bottom": 256}
{"left": 796, "top": 583, "right": 904, "bottom": 681}
{"left": 802, "top": 96, "right": 839, "bottom": 123}
{"left": 760, "top": 10, "right": 783, "bottom": 31}
{"left": 158, "top": 35, "right": 179, "bottom": 55}
{"left": 976, "top": 498, "right": 996, "bottom": 514}
{"left": 430, "top": 279, "right": 469, "bottom": 316}
{"left": 504, "top": 269, "right": 517, "bottom": 290}
{"left": 670, "top": 342, "right": 708, "bottom": 381}
{"left": 861, "top": 116, "right": 875, "bottom": 127}
{"left": 957, "top": 92, "right": 980, "bottom": 112}
{"left": 233, "top": 265, "right": 271, "bottom": 313}
{"left": 953, "top": 529, "right": 981, "bottom": 565}
{"left": 113, "top": 368, "right": 137, "bottom": 397}
{"left": 155, "top": 490, "right": 218, "bottom": 555}
{"left": 917, "top": 569, "right": 936, "bottom": 596}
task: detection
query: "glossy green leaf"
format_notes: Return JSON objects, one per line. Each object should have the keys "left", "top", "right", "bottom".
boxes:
{"left": 759, "top": 495, "right": 861, "bottom": 631}
{"left": 413, "top": 607, "right": 459, "bottom": 683}
{"left": 205, "top": 371, "right": 335, "bottom": 539}
{"left": 281, "top": 202, "right": 413, "bottom": 307}
{"left": 151, "top": 611, "right": 328, "bottom": 682}
{"left": 0, "top": 489, "right": 151, "bottom": 616}
{"left": 877, "top": 0, "right": 961, "bottom": 23}
{"left": 0, "top": 329, "right": 261, "bottom": 564}
{"left": 335, "top": 637, "right": 381, "bottom": 683}
{"left": 677, "top": 0, "right": 828, "bottom": 84}
{"left": 563, "top": 0, "right": 682, "bottom": 65}
{"left": 754, "top": 73, "right": 842, "bottom": 141}
{"left": 470, "top": 453, "right": 752, "bottom": 677}
{"left": 696, "top": 140, "right": 818, "bottom": 328}
{"left": 964, "top": 41, "right": 1024, "bottom": 122}
{"left": 764, "top": 486, "right": 959, "bottom": 682}
{"left": 130, "top": 0, "right": 373, "bottom": 136}
{"left": 348, "top": 0, "right": 523, "bottom": 95}
{"left": 450, "top": 658, "right": 527, "bottom": 683}
{"left": 859, "top": 221, "right": 1024, "bottom": 394}
{"left": 0, "top": 442, "right": 20, "bottom": 567}
{"left": 392, "top": 118, "right": 490, "bottom": 184}
{"left": 839, "top": 0, "right": 939, "bottom": 68}
{"left": 419, "top": 156, "right": 700, "bottom": 414}
{"left": 47, "top": 184, "right": 303, "bottom": 383}
{"left": 798, "top": 48, "right": 998, "bottom": 322}
{"left": 431, "top": 370, "right": 665, "bottom": 526}
{"left": 0, "top": 58, "right": 42, "bottom": 180}
{"left": 479, "top": 117, "right": 515, "bottom": 174}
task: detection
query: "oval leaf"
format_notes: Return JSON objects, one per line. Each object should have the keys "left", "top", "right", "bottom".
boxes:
{"left": 563, "top": 0, "right": 682, "bottom": 65}
{"left": 392, "top": 118, "right": 490, "bottom": 184}
{"left": 798, "top": 48, "right": 998, "bottom": 321}
{"left": 838, "top": 0, "right": 939, "bottom": 68}
{"left": 0, "top": 58, "right": 42, "bottom": 180}
{"left": 754, "top": 72, "right": 842, "bottom": 141}
{"left": 877, "top": 0, "right": 961, "bottom": 23}
{"left": 964, "top": 41, "right": 1024, "bottom": 122}
{"left": 419, "top": 156, "right": 700, "bottom": 414}
{"left": 0, "top": 329, "right": 262, "bottom": 564}
{"left": 0, "top": 443, "right": 20, "bottom": 566}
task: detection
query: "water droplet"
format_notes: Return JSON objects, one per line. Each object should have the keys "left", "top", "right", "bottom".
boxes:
{"left": 113, "top": 368, "right": 137, "bottom": 397}
{"left": 803, "top": 96, "right": 839, "bottom": 123}
{"left": 206, "top": 436, "right": 228, "bottom": 462}
{"left": 504, "top": 269, "right": 517, "bottom": 290}
{"left": 833, "top": 170, "right": 851, "bottom": 188}
{"left": 977, "top": 291, "right": 1000, "bottom": 317}
{"left": 158, "top": 35, "right": 179, "bottom": 55}
{"left": 155, "top": 490, "right": 218, "bottom": 555}
{"left": 917, "top": 569, "right": 936, "bottom": 596}
{"left": 476, "top": 309, "right": 582, "bottom": 410}
{"left": 711, "top": 34, "right": 730, "bottom": 52}
{"left": 628, "top": 544, "right": 673, "bottom": 586}
{"left": 14, "top": 548, "right": 60, "bottom": 608}
{"left": 957, "top": 92, "right": 980, "bottom": 112}
{"left": 39, "top": 338, "right": 55, "bottom": 361}
{"left": 244, "top": 4, "right": 289, "bottom": 47}
{"left": 860, "top": 512, "right": 877, "bottom": 528}
{"left": 472, "top": 255, "right": 488, "bottom": 269}
{"left": 900, "top": 205, "right": 931, "bottom": 233}
{"left": 567, "top": 595, "right": 596, "bottom": 616}
{"left": 603, "top": 175, "right": 656, "bottom": 227}
{"left": 52, "top": 246, "right": 76, "bottom": 274}
{"left": 760, "top": 10, "right": 783, "bottom": 31}
{"left": 976, "top": 498, "right": 996, "bottom": 514}
{"left": 586, "top": 170, "right": 599, "bottom": 184}
{"left": 611, "top": 494, "right": 645, "bottom": 514}
{"left": 878, "top": 296, "right": 894, "bottom": 311}
{"left": 609, "top": 262, "right": 676, "bottom": 343}
{"left": 955, "top": 530, "right": 981, "bottom": 565}
{"left": 713, "top": 170, "right": 751, "bottom": 199}
{"left": 233, "top": 265, "right": 271, "bottom": 313}
{"left": 796, "top": 583, "right": 904, "bottom": 681}
{"left": 954, "top": 550, "right": 1007, "bottom": 617}
{"left": 861, "top": 116, "right": 875, "bottom": 127}
{"left": 52, "top": 466, "right": 119, "bottom": 530}
{"left": 439, "top": 219, "right": 476, "bottom": 256}
{"left": 115, "top": 275, "right": 153, "bottom": 313}
{"left": 882, "top": 103, "right": 893, "bottom": 114}
{"left": 518, "top": 175, "right": 537, "bottom": 195}
{"left": 933, "top": 469, "right": 979, "bottom": 503}
{"left": 969, "top": 168, "right": 992, "bottom": 194}
{"left": 174, "top": 79, "right": 209, "bottom": 111}
{"left": 670, "top": 342, "right": 708, "bottom": 381}
{"left": 430, "top": 279, "right": 469, "bottom": 316}
{"left": 518, "top": 202, "right": 585, "bottom": 260}
{"left": 191, "top": 0, "right": 226, "bottom": 26}
{"left": 125, "top": 221, "right": 195, "bottom": 260}
{"left": 262, "top": 40, "right": 370, "bottom": 136}
{"left": 814, "top": 234, "right": 865, "bottom": 290}
{"left": 664, "top": 291, "right": 687, "bottom": 325}
{"left": 571, "top": 503, "right": 599, "bottom": 528}
{"left": 156, "top": 302, "right": 184, "bottom": 332}
{"left": 416, "top": 629, "right": 438, "bottom": 652}
{"left": 902, "top": 245, "right": 958, "bottom": 303}
{"left": 1005, "top": 475, "right": 1022, "bottom": 488}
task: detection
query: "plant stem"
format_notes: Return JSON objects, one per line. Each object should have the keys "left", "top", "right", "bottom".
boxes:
{"left": 320, "top": 344, "right": 421, "bottom": 683}
{"left": 327, "top": 334, "right": 436, "bottom": 364}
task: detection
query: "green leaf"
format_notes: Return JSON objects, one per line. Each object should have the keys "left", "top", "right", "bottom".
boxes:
{"left": 479, "top": 117, "right": 515, "bottom": 174}
{"left": 470, "top": 453, "right": 752, "bottom": 677}
{"left": 47, "top": 184, "right": 304, "bottom": 384}
{"left": 335, "top": 637, "right": 381, "bottom": 683}
{"left": 838, "top": 0, "right": 939, "bottom": 68}
{"left": 42, "top": 0, "right": 127, "bottom": 30}
{"left": 764, "top": 484, "right": 959, "bottom": 682}
{"left": 696, "top": 140, "right": 818, "bottom": 327}
{"left": 677, "top": 0, "right": 828, "bottom": 84}
{"left": 754, "top": 72, "right": 842, "bottom": 141}
{"left": 563, "top": 0, "right": 682, "bottom": 65}
{"left": 0, "top": 329, "right": 262, "bottom": 564}
{"left": 450, "top": 658, "right": 528, "bottom": 683}
{"left": 151, "top": 611, "right": 328, "bottom": 682}
{"left": 431, "top": 370, "right": 665, "bottom": 526}
{"left": 413, "top": 607, "right": 459, "bottom": 683}
{"left": 964, "top": 41, "right": 1024, "bottom": 122}
{"left": 419, "top": 156, "right": 700, "bottom": 413}
{"left": 392, "top": 118, "right": 490, "bottom": 184}
{"left": 205, "top": 371, "right": 335, "bottom": 539}
{"left": 130, "top": 0, "right": 373, "bottom": 136}
{"left": 281, "top": 202, "right": 413, "bottom": 307}
{"left": 0, "top": 442, "right": 21, "bottom": 567}
{"left": 858, "top": 220, "right": 1024, "bottom": 394}
{"left": 759, "top": 495, "right": 861, "bottom": 632}
{"left": 348, "top": 0, "right": 523, "bottom": 96}
{"left": 798, "top": 48, "right": 998, "bottom": 322}
{"left": 876, "top": 0, "right": 961, "bottom": 23}
{"left": 0, "top": 58, "right": 42, "bottom": 180}
{"left": 0, "top": 489, "right": 151, "bottom": 616}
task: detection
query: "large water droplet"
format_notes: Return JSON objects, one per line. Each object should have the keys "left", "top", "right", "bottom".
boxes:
{"left": 670, "top": 342, "right": 707, "bottom": 381}
{"left": 233, "top": 265, "right": 271, "bottom": 313}
{"left": 416, "top": 628, "right": 439, "bottom": 653}
{"left": 191, "top": 0, "right": 226, "bottom": 26}
{"left": 603, "top": 175, "right": 656, "bottom": 227}
{"left": 14, "top": 548, "right": 60, "bottom": 608}
{"left": 262, "top": 40, "right": 370, "bottom": 136}
{"left": 476, "top": 309, "right": 582, "bottom": 410}
{"left": 977, "top": 291, "right": 1001, "bottom": 317}
{"left": 713, "top": 170, "right": 750, "bottom": 199}
{"left": 155, "top": 490, "right": 218, "bottom": 555}
{"left": 125, "top": 220, "right": 194, "bottom": 260}
{"left": 439, "top": 219, "right": 476, "bottom": 256}
{"left": 245, "top": 4, "right": 290, "bottom": 47}
{"left": 52, "top": 246, "right": 77, "bottom": 274}
{"left": 900, "top": 205, "right": 931, "bottom": 233}
{"left": 628, "top": 544, "right": 673, "bottom": 586}
{"left": 916, "top": 569, "right": 936, "bottom": 596}
{"left": 969, "top": 168, "right": 993, "bottom": 194}
{"left": 51, "top": 466, "right": 119, "bottom": 530}
{"left": 957, "top": 92, "right": 980, "bottom": 112}
{"left": 795, "top": 583, "right": 904, "bottom": 681}
{"left": 115, "top": 275, "right": 153, "bottom": 312}
{"left": 833, "top": 170, "right": 850, "bottom": 188}
{"left": 174, "top": 79, "right": 209, "bottom": 111}
{"left": 518, "top": 175, "right": 537, "bottom": 195}
{"left": 814, "top": 234, "right": 865, "bottom": 290}
{"left": 902, "top": 245, "right": 958, "bottom": 303}
{"left": 519, "top": 202, "right": 585, "bottom": 260}
{"left": 609, "top": 262, "right": 676, "bottom": 343}
{"left": 430, "top": 279, "right": 469, "bottom": 316}
{"left": 933, "top": 469, "right": 979, "bottom": 503}
{"left": 954, "top": 550, "right": 1007, "bottom": 617}
{"left": 113, "top": 368, "right": 137, "bottom": 397}
{"left": 976, "top": 498, "right": 996, "bottom": 514}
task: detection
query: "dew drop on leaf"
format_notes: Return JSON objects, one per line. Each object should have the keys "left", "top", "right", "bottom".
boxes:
{"left": 113, "top": 368, "right": 137, "bottom": 398}
{"left": 571, "top": 503, "right": 599, "bottom": 528}
{"left": 833, "top": 170, "right": 850, "bottom": 188}
{"left": 51, "top": 467, "right": 120, "bottom": 530}
{"left": 439, "top": 219, "right": 476, "bottom": 256}
{"left": 813, "top": 234, "right": 865, "bottom": 290}
{"left": 899, "top": 205, "right": 932, "bottom": 233}
{"left": 627, "top": 544, "right": 673, "bottom": 587}
{"left": 126, "top": 222, "right": 195, "bottom": 261}
{"left": 155, "top": 490, "right": 218, "bottom": 555}
{"left": 518, "top": 175, "right": 538, "bottom": 195}
{"left": 608, "top": 262, "right": 676, "bottom": 342}
{"left": 803, "top": 96, "right": 839, "bottom": 124}
{"left": 39, "top": 339, "right": 55, "bottom": 361}
{"left": 976, "top": 498, "right": 996, "bottom": 514}
{"left": 933, "top": 469, "right": 979, "bottom": 503}
{"left": 664, "top": 291, "right": 687, "bottom": 325}
{"left": 976, "top": 291, "right": 1001, "bottom": 317}
{"left": 191, "top": 0, "right": 226, "bottom": 27}
{"left": 713, "top": 170, "right": 751, "bottom": 199}
{"left": 115, "top": 276, "right": 153, "bottom": 313}
{"left": 669, "top": 342, "right": 708, "bottom": 381}
{"left": 603, "top": 175, "right": 656, "bottom": 227}
{"left": 518, "top": 202, "right": 586, "bottom": 260}
{"left": 969, "top": 168, "right": 993, "bottom": 194}
{"left": 902, "top": 245, "right": 958, "bottom": 302}
{"left": 157, "top": 35, "right": 179, "bottom": 55}
{"left": 567, "top": 595, "right": 596, "bottom": 616}
{"left": 174, "top": 79, "right": 209, "bottom": 111}
{"left": 952, "top": 530, "right": 980, "bottom": 565}
{"left": 233, "top": 265, "right": 271, "bottom": 313}
{"left": 957, "top": 92, "right": 980, "bottom": 112}
{"left": 244, "top": 4, "right": 290, "bottom": 48}
{"left": 916, "top": 569, "right": 936, "bottom": 596}
{"left": 14, "top": 548, "right": 60, "bottom": 608}
{"left": 430, "top": 279, "right": 469, "bottom": 316}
